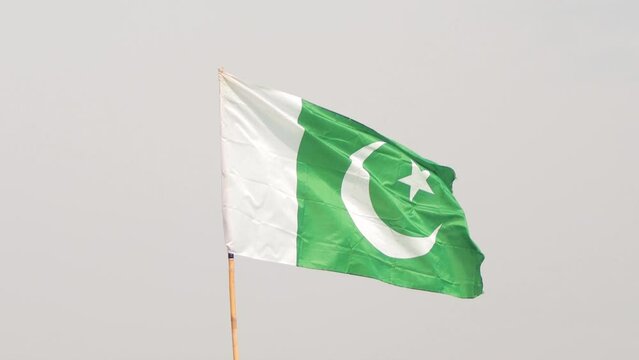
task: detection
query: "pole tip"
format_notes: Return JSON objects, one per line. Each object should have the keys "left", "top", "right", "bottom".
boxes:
{"left": 228, "top": 252, "right": 234, "bottom": 259}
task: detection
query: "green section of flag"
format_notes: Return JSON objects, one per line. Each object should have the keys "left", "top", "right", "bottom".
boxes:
{"left": 295, "top": 100, "right": 484, "bottom": 298}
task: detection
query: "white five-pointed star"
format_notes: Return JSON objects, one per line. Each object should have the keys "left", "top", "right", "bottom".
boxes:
{"left": 398, "top": 161, "right": 434, "bottom": 201}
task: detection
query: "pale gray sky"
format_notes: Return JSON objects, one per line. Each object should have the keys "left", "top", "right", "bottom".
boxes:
{"left": 1, "top": 1, "right": 638, "bottom": 359}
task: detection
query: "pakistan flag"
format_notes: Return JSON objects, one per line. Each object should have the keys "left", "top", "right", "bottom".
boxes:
{"left": 220, "top": 70, "right": 484, "bottom": 298}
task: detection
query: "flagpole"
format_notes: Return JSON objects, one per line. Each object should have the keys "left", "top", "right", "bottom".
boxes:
{"left": 220, "top": 67, "right": 239, "bottom": 359}
{"left": 227, "top": 252, "right": 240, "bottom": 360}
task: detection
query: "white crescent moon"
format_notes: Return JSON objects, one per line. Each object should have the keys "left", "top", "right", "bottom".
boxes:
{"left": 341, "top": 141, "right": 441, "bottom": 259}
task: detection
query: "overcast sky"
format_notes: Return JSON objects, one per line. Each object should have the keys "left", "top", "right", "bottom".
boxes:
{"left": 1, "top": 1, "right": 638, "bottom": 359}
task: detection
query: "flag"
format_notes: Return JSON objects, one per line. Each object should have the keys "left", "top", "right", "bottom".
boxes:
{"left": 219, "top": 70, "right": 484, "bottom": 298}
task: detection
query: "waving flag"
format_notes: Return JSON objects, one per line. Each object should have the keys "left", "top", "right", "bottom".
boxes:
{"left": 220, "top": 71, "right": 484, "bottom": 298}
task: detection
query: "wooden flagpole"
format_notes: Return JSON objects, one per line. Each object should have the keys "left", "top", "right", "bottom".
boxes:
{"left": 227, "top": 252, "right": 239, "bottom": 360}
{"left": 220, "top": 68, "right": 238, "bottom": 359}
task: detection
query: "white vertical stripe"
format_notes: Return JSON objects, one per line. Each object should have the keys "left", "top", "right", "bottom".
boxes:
{"left": 219, "top": 71, "right": 303, "bottom": 265}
